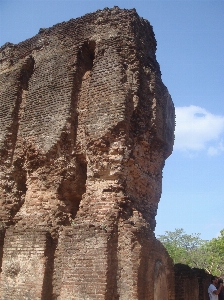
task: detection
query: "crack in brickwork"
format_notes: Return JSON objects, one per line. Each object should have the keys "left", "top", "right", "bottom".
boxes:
{"left": 41, "top": 233, "right": 57, "bottom": 300}
{"left": 0, "top": 227, "right": 6, "bottom": 274}
{"left": 105, "top": 223, "right": 119, "bottom": 300}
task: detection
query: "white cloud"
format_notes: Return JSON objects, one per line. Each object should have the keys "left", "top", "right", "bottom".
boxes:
{"left": 208, "top": 140, "right": 224, "bottom": 156}
{"left": 174, "top": 105, "right": 224, "bottom": 155}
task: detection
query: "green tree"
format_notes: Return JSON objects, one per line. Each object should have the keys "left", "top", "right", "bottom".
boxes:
{"left": 158, "top": 228, "right": 224, "bottom": 275}
{"left": 198, "top": 230, "right": 224, "bottom": 275}
{"left": 158, "top": 228, "right": 206, "bottom": 265}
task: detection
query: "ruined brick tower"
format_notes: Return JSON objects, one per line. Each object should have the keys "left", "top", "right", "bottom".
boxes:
{"left": 0, "top": 7, "right": 175, "bottom": 300}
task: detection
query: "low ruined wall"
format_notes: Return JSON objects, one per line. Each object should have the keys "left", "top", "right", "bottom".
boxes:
{"left": 174, "top": 264, "right": 211, "bottom": 300}
{"left": 0, "top": 7, "right": 175, "bottom": 300}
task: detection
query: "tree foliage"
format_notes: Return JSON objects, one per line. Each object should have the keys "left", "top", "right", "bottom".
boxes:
{"left": 158, "top": 228, "right": 224, "bottom": 276}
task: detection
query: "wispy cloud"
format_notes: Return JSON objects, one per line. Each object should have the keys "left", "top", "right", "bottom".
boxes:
{"left": 175, "top": 105, "right": 224, "bottom": 155}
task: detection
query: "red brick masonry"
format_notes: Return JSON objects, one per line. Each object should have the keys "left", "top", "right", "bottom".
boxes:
{"left": 0, "top": 7, "right": 177, "bottom": 299}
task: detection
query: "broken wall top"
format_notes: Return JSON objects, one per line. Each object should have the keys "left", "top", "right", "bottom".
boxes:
{"left": 0, "top": 6, "right": 174, "bottom": 157}
{"left": 0, "top": 7, "right": 175, "bottom": 229}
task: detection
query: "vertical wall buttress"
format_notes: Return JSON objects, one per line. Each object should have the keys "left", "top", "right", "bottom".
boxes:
{"left": 57, "top": 41, "right": 95, "bottom": 220}
{"left": 10, "top": 56, "right": 35, "bottom": 221}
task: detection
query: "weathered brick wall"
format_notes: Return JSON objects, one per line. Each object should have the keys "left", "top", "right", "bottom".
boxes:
{"left": 0, "top": 7, "right": 176, "bottom": 299}
{"left": 1, "top": 227, "right": 55, "bottom": 299}
{"left": 174, "top": 264, "right": 211, "bottom": 300}
{"left": 52, "top": 224, "right": 175, "bottom": 300}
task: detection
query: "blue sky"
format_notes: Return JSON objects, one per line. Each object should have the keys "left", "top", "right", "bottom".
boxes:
{"left": 1, "top": 0, "right": 223, "bottom": 241}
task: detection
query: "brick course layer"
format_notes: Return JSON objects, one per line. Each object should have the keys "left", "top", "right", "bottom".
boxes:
{"left": 0, "top": 7, "right": 176, "bottom": 299}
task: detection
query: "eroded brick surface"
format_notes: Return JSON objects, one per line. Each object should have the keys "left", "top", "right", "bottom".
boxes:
{"left": 174, "top": 264, "right": 211, "bottom": 300}
{"left": 0, "top": 7, "right": 176, "bottom": 300}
